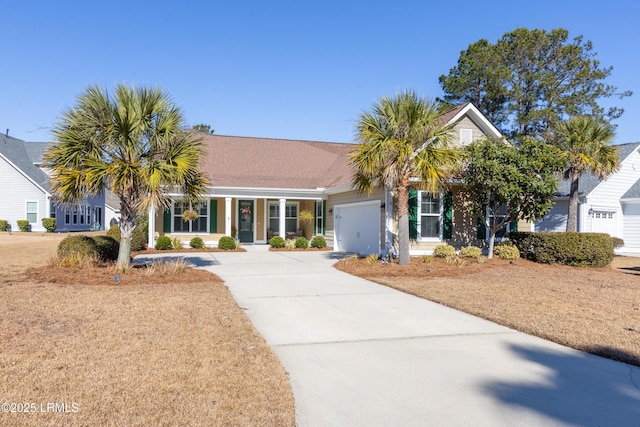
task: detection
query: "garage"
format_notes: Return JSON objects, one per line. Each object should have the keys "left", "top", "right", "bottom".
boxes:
{"left": 622, "top": 202, "right": 640, "bottom": 250}
{"left": 333, "top": 200, "right": 381, "bottom": 255}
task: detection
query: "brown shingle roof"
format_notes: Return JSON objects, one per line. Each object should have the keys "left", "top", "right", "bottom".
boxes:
{"left": 200, "top": 134, "right": 356, "bottom": 189}
{"left": 437, "top": 102, "right": 469, "bottom": 125}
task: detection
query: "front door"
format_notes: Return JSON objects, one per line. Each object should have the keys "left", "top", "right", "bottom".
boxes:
{"left": 238, "top": 200, "right": 254, "bottom": 243}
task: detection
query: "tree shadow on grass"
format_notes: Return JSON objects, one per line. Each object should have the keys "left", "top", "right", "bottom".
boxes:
{"left": 482, "top": 343, "right": 640, "bottom": 426}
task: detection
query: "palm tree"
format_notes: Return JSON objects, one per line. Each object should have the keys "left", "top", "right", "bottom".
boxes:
{"left": 45, "top": 84, "right": 209, "bottom": 270}
{"left": 351, "top": 91, "right": 461, "bottom": 265}
{"left": 553, "top": 116, "right": 618, "bottom": 232}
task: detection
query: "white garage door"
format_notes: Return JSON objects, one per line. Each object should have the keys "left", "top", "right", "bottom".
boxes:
{"left": 334, "top": 201, "right": 381, "bottom": 255}
{"left": 623, "top": 203, "right": 640, "bottom": 250}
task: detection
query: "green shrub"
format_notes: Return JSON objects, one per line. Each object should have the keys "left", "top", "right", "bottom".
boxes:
{"left": 93, "top": 235, "right": 119, "bottom": 261}
{"left": 42, "top": 218, "right": 56, "bottom": 233}
{"left": 155, "top": 236, "right": 173, "bottom": 250}
{"left": 17, "top": 220, "right": 30, "bottom": 232}
{"left": 294, "top": 236, "right": 309, "bottom": 249}
{"left": 310, "top": 235, "right": 327, "bottom": 249}
{"left": 57, "top": 235, "right": 100, "bottom": 266}
{"left": 106, "top": 223, "right": 147, "bottom": 251}
{"left": 459, "top": 245, "right": 482, "bottom": 258}
{"left": 171, "top": 237, "right": 184, "bottom": 250}
{"left": 270, "top": 236, "right": 286, "bottom": 248}
{"left": 433, "top": 244, "right": 456, "bottom": 258}
{"left": 509, "top": 232, "right": 614, "bottom": 267}
{"left": 190, "top": 237, "right": 205, "bottom": 249}
{"left": 218, "top": 236, "right": 236, "bottom": 250}
{"left": 611, "top": 237, "right": 625, "bottom": 249}
{"left": 0, "top": 220, "right": 8, "bottom": 231}
{"left": 493, "top": 242, "right": 520, "bottom": 260}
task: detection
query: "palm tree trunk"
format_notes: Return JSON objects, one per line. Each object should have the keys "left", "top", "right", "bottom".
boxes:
{"left": 567, "top": 172, "right": 580, "bottom": 232}
{"left": 116, "top": 202, "right": 137, "bottom": 271}
{"left": 397, "top": 186, "right": 410, "bottom": 265}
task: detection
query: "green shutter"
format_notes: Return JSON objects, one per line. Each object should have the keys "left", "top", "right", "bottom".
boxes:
{"left": 163, "top": 207, "right": 171, "bottom": 233}
{"left": 409, "top": 190, "right": 418, "bottom": 240}
{"left": 477, "top": 216, "right": 486, "bottom": 240}
{"left": 209, "top": 200, "right": 217, "bottom": 233}
{"left": 322, "top": 201, "right": 326, "bottom": 234}
{"left": 443, "top": 192, "right": 453, "bottom": 240}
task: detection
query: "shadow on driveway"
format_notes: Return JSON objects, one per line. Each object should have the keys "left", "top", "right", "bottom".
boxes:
{"left": 482, "top": 343, "right": 640, "bottom": 425}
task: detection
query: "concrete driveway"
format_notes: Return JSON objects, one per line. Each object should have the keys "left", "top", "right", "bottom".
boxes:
{"left": 137, "top": 246, "right": 640, "bottom": 426}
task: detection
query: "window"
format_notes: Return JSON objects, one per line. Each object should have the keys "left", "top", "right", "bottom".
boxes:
{"left": 50, "top": 203, "right": 56, "bottom": 219}
{"left": 93, "top": 207, "right": 102, "bottom": 229}
{"left": 268, "top": 202, "right": 299, "bottom": 234}
{"left": 65, "top": 208, "right": 70, "bottom": 224}
{"left": 173, "top": 201, "right": 208, "bottom": 233}
{"left": 315, "top": 201, "right": 324, "bottom": 235}
{"left": 72, "top": 206, "right": 79, "bottom": 224}
{"left": 419, "top": 193, "right": 441, "bottom": 238}
{"left": 285, "top": 204, "right": 298, "bottom": 233}
{"left": 487, "top": 205, "right": 513, "bottom": 239}
{"left": 26, "top": 201, "right": 38, "bottom": 224}
{"left": 460, "top": 129, "right": 473, "bottom": 146}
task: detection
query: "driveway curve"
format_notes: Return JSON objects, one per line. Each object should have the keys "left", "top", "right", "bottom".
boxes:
{"left": 137, "top": 246, "right": 640, "bottom": 426}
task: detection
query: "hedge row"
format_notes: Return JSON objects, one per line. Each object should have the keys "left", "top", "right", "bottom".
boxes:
{"left": 508, "top": 232, "right": 614, "bottom": 267}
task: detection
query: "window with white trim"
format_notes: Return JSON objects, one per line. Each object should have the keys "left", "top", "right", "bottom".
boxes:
{"left": 315, "top": 201, "right": 324, "bottom": 235}
{"left": 268, "top": 202, "right": 299, "bottom": 234}
{"left": 173, "top": 201, "right": 208, "bottom": 233}
{"left": 460, "top": 128, "right": 473, "bottom": 146}
{"left": 26, "top": 201, "right": 38, "bottom": 224}
{"left": 418, "top": 192, "right": 441, "bottom": 239}
{"left": 487, "top": 205, "right": 511, "bottom": 239}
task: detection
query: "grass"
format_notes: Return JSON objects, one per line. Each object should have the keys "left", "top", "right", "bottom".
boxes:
{"left": 336, "top": 255, "right": 640, "bottom": 367}
{"left": 0, "top": 232, "right": 294, "bottom": 426}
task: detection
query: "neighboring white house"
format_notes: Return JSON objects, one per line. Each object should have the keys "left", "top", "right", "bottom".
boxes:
{"left": 0, "top": 133, "right": 106, "bottom": 232}
{"left": 535, "top": 142, "right": 640, "bottom": 251}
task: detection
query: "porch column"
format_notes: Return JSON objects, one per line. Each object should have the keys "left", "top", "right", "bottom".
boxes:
{"left": 279, "top": 198, "right": 286, "bottom": 237}
{"left": 148, "top": 205, "right": 155, "bottom": 248}
{"left": 225, "top": 197, "right": 232, "bottom": 236}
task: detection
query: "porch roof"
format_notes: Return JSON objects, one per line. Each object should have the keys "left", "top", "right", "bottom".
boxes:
{"left": 200, "top": 134, "right": 355, "bottom": 190}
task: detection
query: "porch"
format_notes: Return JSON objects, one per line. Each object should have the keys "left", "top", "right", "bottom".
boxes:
{"left": 148, "top": 194, "right": 327, "bottom": 247}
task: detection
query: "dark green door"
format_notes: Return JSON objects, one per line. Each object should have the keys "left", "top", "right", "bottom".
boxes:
{"left": 238, "top": 200, "right": 254, "bottom": 243}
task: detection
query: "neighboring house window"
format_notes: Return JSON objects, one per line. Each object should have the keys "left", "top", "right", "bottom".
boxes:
{"left": 50, "top": 203, "right": 56, "bottom": 219}
{"left": 173, "top": 201, "right": 208, "bottom": 233}
{"left": 72, "top": 206, "right": 79, "bottom": 225}
{"left": 268, "top": 202, "right": 299, "bottom": 234}
{"left": 460, "top": 129, "right": 473, "bottom": 146}
{"left": 93, "top": 207, "right": 102, "bottom": 229}
{"left": 65, "top": 208, "right": 70, "bottom": 224}
{"left": 26, "top": 201, "right": 38, "bottom": 224}
{"left": 80, "top": 204, "right": 85, "bottom": 225}
{"left": 85, "top": 206, "right": 91, "bottom": 226}
{"left": 419, "top": 192, "right": 441, "bottom": 238}
{"left": 315, "top": 201, "right": 324, "bottom": 235}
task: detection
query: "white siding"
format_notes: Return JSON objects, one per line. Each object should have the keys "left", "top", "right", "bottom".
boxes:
{"left": 535, "top": 200, "right": 569, "bottom": 232}
{"left": 0, "top": 157, "right": 49, "bottom": 232}
{"left": 586, "top": 149, "right": 640, "bottom": 238}
{"left": 622, "top": 202, "right": 640, "bottom": 250}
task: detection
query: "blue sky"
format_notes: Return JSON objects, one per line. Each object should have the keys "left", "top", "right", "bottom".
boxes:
{"left": 3, "top": 0, "right": 639, "bottom": 144}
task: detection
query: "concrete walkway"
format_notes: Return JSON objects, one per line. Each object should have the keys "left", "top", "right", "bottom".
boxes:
{"left": 137, "top": 246, "right": 640, "bottom": 426}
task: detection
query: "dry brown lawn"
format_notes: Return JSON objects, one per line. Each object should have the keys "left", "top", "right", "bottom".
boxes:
{"left": 336, "top": 254, "right": 640, "bottom": 367}
{"left": 0, "top": 232, "right": 294, "bottom": 427}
